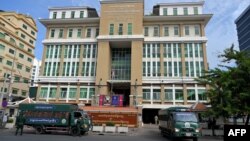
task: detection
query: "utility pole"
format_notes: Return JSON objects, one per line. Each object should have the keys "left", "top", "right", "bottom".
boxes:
{"left": 4, "top": 33, "right": 17, "bottom": 102}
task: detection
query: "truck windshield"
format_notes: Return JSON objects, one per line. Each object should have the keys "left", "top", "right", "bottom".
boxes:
{"left": 174, "top": 112, "right": 198, "bottom": 122}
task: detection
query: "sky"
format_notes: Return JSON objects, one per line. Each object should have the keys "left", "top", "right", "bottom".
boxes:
{"left": 1, "top": 0, "right": 250, "bottom": 69}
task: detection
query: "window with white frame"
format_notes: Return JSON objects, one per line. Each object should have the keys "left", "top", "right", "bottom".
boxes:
{"left": 60, "top": 88, "right": 67, "bottom": 98}
{"left": 143, "top": 89, "right": 150, "bottom": 100}
{"left": 69, "top": 88, "right": 77, "bottom": 99}
{"left": 40, "top": 87, "right": 48, "bottom": 98}
{"left": 153, "top": 26, "right": 159, "bottom": 37}
{"left": 198, "top": 89, "right": 207, "bottom": 101}
{"left": 165, "top": 89, "right": 173, "bottom": 100}
{"left": 187, "top": 89, "right": 196, "bottom": 101}
{"left": 175, "top": 89, "right": 184, "bottom": 100}
{"left": 49, "top": 87, "right": 57, "bottom": 98}
{"left": 153, "top": 89, "right": 161, "bottom": 100}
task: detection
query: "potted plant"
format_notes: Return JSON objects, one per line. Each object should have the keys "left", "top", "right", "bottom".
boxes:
{"left": 117, "top": 123, "right": 128, "bottom": 133}
{"left": 104, "top": 121, "right": 116, "bottom": 133}
{"left": 92, "top": 123, "right": 104, "bottom": 133}
{"left": 5, "top": 117, "right": 15, "bottom": 129}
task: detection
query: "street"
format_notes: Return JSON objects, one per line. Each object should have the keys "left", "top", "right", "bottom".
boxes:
{"left": 0, "top": 125, "right": 222, "bottom": 141}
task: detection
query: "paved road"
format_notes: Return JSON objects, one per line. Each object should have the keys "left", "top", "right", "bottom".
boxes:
{"left": 0, "top": 125, "right": 223, "bottom": 141}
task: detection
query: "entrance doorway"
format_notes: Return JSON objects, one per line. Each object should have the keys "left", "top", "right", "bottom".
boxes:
{"left": 112, "top": 88, "right": 130, "bottom": 106}
{"left": 142, "top": 108, "right": 161, "bottom": 124}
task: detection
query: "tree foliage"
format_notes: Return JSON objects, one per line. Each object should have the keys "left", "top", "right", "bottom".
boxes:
{"left": 196, "top": 45, "right": 250, "bottom": 124}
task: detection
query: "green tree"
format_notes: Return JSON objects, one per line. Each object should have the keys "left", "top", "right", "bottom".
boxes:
{"left": 196, "top": 45, "right": 250, "bottom": 125}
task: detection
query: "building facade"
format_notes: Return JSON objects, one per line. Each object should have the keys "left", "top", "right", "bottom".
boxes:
{"left": 30, "top": 58, "right": 42, "bottom": 87}
{"left": 38, "top": 0, "right": 212, "bottom": 123}
{"left": 0, "top": 11, "right": 37, "bottom": 109}
{"left": 235, "top": 4, "right": 250, "bottom": 51}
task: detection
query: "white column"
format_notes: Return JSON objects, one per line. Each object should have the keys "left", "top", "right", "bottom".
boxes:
{"left": 173, "top": 84, "right": 176, "bottom": 105}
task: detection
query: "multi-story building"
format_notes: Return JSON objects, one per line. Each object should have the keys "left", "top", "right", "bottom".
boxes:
{"left": 235, "top": 4, "right": 250, "bottom": 51}
{"left": 38, "top": 0, "right": 212, "bottom": 124}
{"left": 0, "top": 11, "right": 37, "bottom": 109}
{"left": 30, "top": 58, "right": 42, "bottom": 87}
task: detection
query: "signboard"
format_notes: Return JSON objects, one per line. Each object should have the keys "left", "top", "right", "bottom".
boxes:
{"left": 89, "top": 112, "right": 137, "bottom": 126}
{"left": 111, "top": 95, "right": 123, "bottom": 107}
{"left": 99, "top": 95, "right": 111, "bottom": 106}
{"left": 1, "top": 98, "right": 7, "bottom": 108}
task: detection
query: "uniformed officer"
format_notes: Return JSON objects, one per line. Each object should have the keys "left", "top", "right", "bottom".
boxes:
{"left": 76, "top": 117, "right": 83, "bottom": 136}
{"left": 15, "top": 113, "right": 25, "bottom": 136}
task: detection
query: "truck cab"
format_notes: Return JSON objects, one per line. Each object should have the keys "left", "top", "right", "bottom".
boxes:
{"left": 159, "top": 107, "right": 201, "bottom": 141}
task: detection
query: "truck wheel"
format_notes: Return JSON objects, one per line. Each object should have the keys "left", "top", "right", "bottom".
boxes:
{"left": 193, "top": 137, "right": 198, "bottom": 141}
{"left": 71, "top": 127, "right": 78, "bottom": 136}
{"left": 36, "top": 126, "right": 44, "bottom": 134}
{"left": 81, "top": 131, "right": 86, "bottom": 135}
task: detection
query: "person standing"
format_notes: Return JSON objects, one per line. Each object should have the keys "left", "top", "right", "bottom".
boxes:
{"left": 15, "top": 113, "right": 25, "bottom": 136}
{"left": 2, "top": 113, "right": 8, "bottom": 128}
{"left": 154, "top": 115, "right": 158, "bottom": 125}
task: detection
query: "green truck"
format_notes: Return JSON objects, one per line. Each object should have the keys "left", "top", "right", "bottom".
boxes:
{"left": 158, "top": 107, "right": 201, "bottom": 141}
{"left": 17, "top": 103, "right": 91, "bottom": 136}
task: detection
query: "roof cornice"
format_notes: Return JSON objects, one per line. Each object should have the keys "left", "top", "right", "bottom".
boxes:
{"left": 100, "top": 0, "right": 144, "bottom": 4}
{"left": 39, "top": 18, "right": 100, "bottom": 26}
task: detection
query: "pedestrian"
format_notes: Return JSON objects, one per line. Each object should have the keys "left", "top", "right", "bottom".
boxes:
{"left": 154, "top": 115, "right": 158, "bottom": 125}
{"left": 2, "top": 113, "right": 8, "bottom": 128}
{"left": 15, "top": 113, "right": 26, "bottom": 136}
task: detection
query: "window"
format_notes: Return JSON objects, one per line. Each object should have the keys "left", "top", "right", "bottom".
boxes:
{"left": 194, "top": 7, "right": 198, "bottom": 15}
{"left": 14, "top": 76, "right": 20, "bottom": 82}
{"left": 187, "top": 89, "right": 196, "bottom": 100}
{"left": 164, "top": 26, "right": 169, "bottom": 36}
{"left": 109, "top": 24, "right": 114, "bottom": 35}
{"left": 144, "top": 27, "right": 149, "bottom": 36}
{"left": 9, "top": 49, "right": 15, "bottom": 54}
{"left": 53, "top": 12, "right": 57, "bottom": 19}
{"left": 165, "top": 89, "right": 173, "bottom": 100}
{"left": 80, "top": 11, "right": 84, "bottom": 18}
{"left": 12, "top": 89, "right": 18, "bottom": 94}
{"left": 173, "top": 8, "right": 178, "bottom": 15}
{"left": 22, "top": 91, "right": 27, "bottom": 96}
{"left": 6, "top": 60, "right": 13, "bottom": 66}
{"left": 185, "top": 26, "right": 189, "bottom": 35}
{"left": 17, "top": 64, "right": 22, "bottom": 70}
{"left": 183, "top": 7, "right": 188, "bottom": 15}
{"left": 21, "top": 34, "right": 25, "bottom": 39}
{"left": 198, "top": 89, "right": 207, "bottom": 101}
{"left": 19, "top": 43, "right": 24, "bottom": 49}
{"left": 26, "top": 67, "right": 31, "bottom": 73}
{"left": 143, "top": 89, "right": 150, "bottom": 100}
{"left": 0, "top": 57, "right": 2, "bottom": 63}
{"left": 60, "top": 88, "right": 67, "bottom": 98}
{"left": 28, "top": 48, "right": 32, "bottom": 53}
{"left": 68, "top": 29, "right": 73, "bottom": 38}
{"left": 50, "top": 29, "right": 55, "bottom": 38}
{"left": 59, "top": 29, "right": 63, "bottom": 38}
{"left": 27, "top": 57, "right": 32, "bottom": 62}
{"left": 153, "top": 26, "right": 159, "bottom": 37}
{"left": 174, "top": 26, "right": 179, "bottom": 36}
{"left": 69, "top": 88, "right": 77, "bottom": 99}
{"left": 195, "top": 25, "right": 200, "bottom": 35}
{"left": 0, "top": 32, "right": 6, "bottom": 38}
{"left": 153, "top": 89, "right": 161, "bottom": 100}
{"left": 29, "top": 40, "right": 34, "bottom": 45}
{"left": 71, "top": 11, "right": 75, "bottom": 18}
{"left": 128, "top": 23, "right": 132, "bottom": 35}
{"left": 62, "top": 12, "right": 66, "bottom": 19}
{"left": 118, "top": 24, "right": 123, "bottom": 35}
{"left": 163, "top": 8, "right": 168, "bottom": 15}
{"left": 40, "top": 88, "right": 48, "bottom": 98}
{"left": 19, "top": 53, "right": 24, "bottom": 58}
{"left": 175, "top": 89, "right": 183, "bottom": 100}
{"left": 31, "top": 31, "right": 35, "bottom": 36}
{"left": 95, "top": 28, "right": 99, "bottom": 37}
{"left": 0, "top": 44, "right": 5, "bottom": 50}
{"left": 80, "top": 88, "right": 87, "bottom": 98}
{"left": 77, "top": 28, "right": 82, "bottom": 38}
{"left": 22, "top": 24, "right": 27, "bottom": 30}
{"left": 86, "top": 28, "right": 91, "bottom": 38}
{"left": 23, "top": 78, "right": 29, "bottom": 83}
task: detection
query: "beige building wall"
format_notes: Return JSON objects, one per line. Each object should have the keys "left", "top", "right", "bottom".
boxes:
{"left": 0, "top": 12, "right": 37, "bottom": 107}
